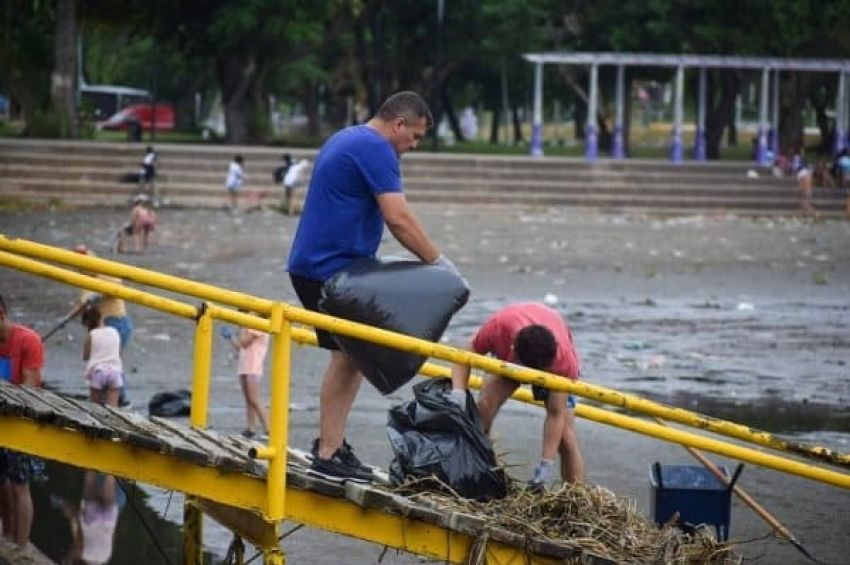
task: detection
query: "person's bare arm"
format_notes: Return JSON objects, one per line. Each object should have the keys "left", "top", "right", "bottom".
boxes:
{"left": 376, "top": 192, "right": 440, "bottom": 263}
{"left": 21, "top": 367, "right": 41, "bottom": 387}
{"left": 450, "top": 339, "right": 476, "bottom": 390}
{"left": 83, "top": 333, "right": 92, "bottom": 361}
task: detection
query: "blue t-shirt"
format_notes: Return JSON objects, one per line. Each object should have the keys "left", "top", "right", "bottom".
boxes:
{"left": 287, "top": 125, "right": 402, "bottom": 281}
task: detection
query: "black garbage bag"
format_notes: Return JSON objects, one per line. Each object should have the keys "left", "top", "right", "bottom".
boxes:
{"left": 387, "top": 378, "right": 508, "bottom": 501}
{"left": 319, "top": 257, "right": 469, "bottom": 395}
{"left": 148, "top": 389, "right": 191, "bottom": 417}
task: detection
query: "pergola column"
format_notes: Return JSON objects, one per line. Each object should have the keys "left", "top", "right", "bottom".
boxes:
{"left": 756, "top": 67, "right": 770, "bottom": 166}
{"left": 670, "top": 65, "right": 684, "bottom": 163}
{"left": 770, "top": 69, "right": 780, "bottom": 156}
{"left": 694, "top": 67, "right": 707, "bottom": 161}
{"left": 585, "top": 63, "right": 599, "bottom": 161}
{"left": 835, "top": 71, "right": 846, "bottom": 154}
{"left": 613, "top": 65, "right": 626, "bottom": 158}
{"left": 530, "top": 61, "right": 544, "bottom": 157}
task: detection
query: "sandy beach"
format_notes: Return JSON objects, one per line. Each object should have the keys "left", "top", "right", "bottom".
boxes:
{"left": 1, "top": 203, "right": 849, "bottom": 564}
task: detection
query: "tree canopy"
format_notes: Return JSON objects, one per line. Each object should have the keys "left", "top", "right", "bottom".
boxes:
{"left": 1, "top": 0, "right": 847, "bottom": 152}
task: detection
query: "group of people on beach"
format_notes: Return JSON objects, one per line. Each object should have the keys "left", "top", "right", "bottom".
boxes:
{"left": 224, "top": 152, "right": 311, "bottom": 214}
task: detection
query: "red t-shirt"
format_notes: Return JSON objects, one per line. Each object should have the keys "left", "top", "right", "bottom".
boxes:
{"left": 0, "top": 324, "right": 44, "bottom": 386}
{"left": 471, "top": 303, "right": 580, "bottom": 379}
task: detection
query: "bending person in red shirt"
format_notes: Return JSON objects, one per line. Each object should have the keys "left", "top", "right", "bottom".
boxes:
{"left": 0, "top": 294, "right": 45, "bottom": 547}
{"left": 451, "top": 302, "right": 584, "bottom": 488}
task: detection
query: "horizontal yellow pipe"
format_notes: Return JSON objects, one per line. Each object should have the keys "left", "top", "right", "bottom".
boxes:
{"left": 289, "top": 326, "right": 849, "bottom": 488}
{"left": 0, "top": 251, "right": 197, "bottom": 319}
{"left": 4, "top": 237, "right": 848, "bottom": 469}
{"left": 1, "top": 416, "right": 268, "bottom": 512}
{"left": 0, "top": 235, "right": 273, "bottom": 315}
{"left": 0, "top": 249, "right": 271, "bottom": 333}
{"left": 288, "top": 315, "right": 850, "bottom": 469}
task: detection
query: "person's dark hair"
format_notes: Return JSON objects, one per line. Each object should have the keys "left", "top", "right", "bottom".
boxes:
{"left": 376, "top": 91, "right": 433, "bottom": 128}
{"left": 514, "top": 325, "right": 557, "bottom": 370}
{"left": 146, "top": 146, "right": 154, "bottom": 153}
{"left": 0, "top": 294, "right": 6, "bottom": 313}
{"left": 81, "top": 305, "right": 102, "bottom": 331}
{"left": 282, "top": 153, "right": 292, "bottom": 163}
{"left": 235, "top": 155, "right": 244, "bottom": 164}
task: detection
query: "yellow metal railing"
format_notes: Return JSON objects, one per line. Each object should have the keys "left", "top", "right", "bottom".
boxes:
{"left": 0, "top": 234, "right": 847, "bottom": 512}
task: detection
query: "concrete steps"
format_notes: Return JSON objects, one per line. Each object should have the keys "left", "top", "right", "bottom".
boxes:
{"left": 0, "top": 138, "right": 846, "bottom": 216}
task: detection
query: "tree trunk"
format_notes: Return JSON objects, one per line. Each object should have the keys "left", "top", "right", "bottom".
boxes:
{"left": 216, "top": 52, "right": 256, "bottom": 144}
{"left": 489, "top": 104, "right": 501, "bottom": 144}
{"left": 511, "top": 104, "right": 524, "bottom": 144}
{"left": 705, "top": 70, "right": 738, "bottom": 159}
{"left": 51, "top": 0, "right": 78, "bottom": 138}
{"left": 812, "top": 97, "right": 832, "bottom": 153}
{"left": 441, "top": 86, "right": 463, "bottom": 142}
{"left": 779, "top": 72, "right": 808, "bottom": 153}
{"left": 304, "top": 82, "right": 320, "bottom": 138}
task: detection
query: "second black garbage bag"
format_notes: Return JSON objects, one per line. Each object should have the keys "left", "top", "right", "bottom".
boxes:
{"left": 318, "top": 256, "right": 470, "bottom": 395}
{"left": 387, "top": 378, "right": 509, "bottom": 500}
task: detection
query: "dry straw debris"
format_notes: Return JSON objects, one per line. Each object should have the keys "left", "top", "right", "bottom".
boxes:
{"left": 395, "top": 478, "right": 741, "bottom": 564}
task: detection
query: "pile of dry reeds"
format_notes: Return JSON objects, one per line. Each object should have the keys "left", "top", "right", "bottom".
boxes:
{"left": 396, "top": 478, "right": 741, "bottom": 564}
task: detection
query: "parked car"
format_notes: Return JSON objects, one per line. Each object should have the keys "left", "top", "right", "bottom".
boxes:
{"left": 99, "top": 103, "right": 176, "bottom": 132}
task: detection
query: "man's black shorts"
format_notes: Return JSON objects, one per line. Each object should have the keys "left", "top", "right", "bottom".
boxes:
{"left": 289, "top": 274, "right": 339, "bottom": 350}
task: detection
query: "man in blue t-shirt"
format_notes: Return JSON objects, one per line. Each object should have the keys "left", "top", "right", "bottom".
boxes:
{"left": 288, "top": 91, "right": 454, "bottom": 482}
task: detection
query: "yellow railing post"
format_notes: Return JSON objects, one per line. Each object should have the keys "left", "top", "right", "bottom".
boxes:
{"left": 190, "top": 305, "right": 213, "bottom": 429}
{"left": 186, "top": 304, "right": 213, "bottom": 564}
{"left": 183, "top": 498, "right": 203, "bottom": 565}
{"left": 266, "top": 302, "right": 291, "bottom": 522}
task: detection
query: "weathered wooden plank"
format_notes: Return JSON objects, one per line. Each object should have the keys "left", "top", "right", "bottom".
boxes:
{"left": 191, "top": 427, "right": 260, "bottom": 465}
{"left": 448, "top": 511, "right": 486, "bottom": 537}
{"left": 151, "top": 417, "right": 246, "bottom": 469}
{"left": 35, "top": 392, "right": 117, "bottom": 439}
{"left": 0, "top": 385, "right": 56, "bottom": 423}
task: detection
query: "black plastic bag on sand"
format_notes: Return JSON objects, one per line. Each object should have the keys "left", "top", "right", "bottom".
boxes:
{"left": 149, "top": 389, "right": 191, "bottom": 417}
{"left": 387, "top": 378, "right": 508, "bottom": 501}
{"left": 319, "top": 257, "right": 469, "bottom": 395}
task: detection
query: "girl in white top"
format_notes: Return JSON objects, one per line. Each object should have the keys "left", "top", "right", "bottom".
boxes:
{"left": 225, "top": 155, "right": 245, "bottom": 211}
{"left": 82, "top": 306, "right": 123, "bottom": 406}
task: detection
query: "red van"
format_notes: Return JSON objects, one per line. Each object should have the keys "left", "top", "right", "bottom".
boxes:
{"left": 99, "top": 103, "right": 176, "bottom": 131}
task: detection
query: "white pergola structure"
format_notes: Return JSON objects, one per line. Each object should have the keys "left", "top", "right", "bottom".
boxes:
{"left": 524, "top": 52, "right": 850, "bottom": 163}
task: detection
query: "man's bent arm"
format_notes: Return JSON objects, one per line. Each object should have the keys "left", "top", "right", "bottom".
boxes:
{"left": 377, "top": 192, "right": 440, "bottom": 263}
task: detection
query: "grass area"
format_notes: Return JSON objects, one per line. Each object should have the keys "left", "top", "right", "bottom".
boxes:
{"left": 93, "top": 130, "right": 207, "bottom": 143}
{"left": 0, "top": 117, "right": 827, "bottom": 162}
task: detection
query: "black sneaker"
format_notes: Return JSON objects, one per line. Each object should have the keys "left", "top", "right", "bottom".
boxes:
{"left": 309, "top": 449, "right": 374, "bottom": 483}
{"left": 310, "top": 438, "right": 370, "bottom": 472}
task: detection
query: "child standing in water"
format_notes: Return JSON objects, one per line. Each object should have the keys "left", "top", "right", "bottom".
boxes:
{"left": 221, "top": 322, "right": 269, "bottom": 438}
{"left": 82, "top": 306, "right": 123, "bottom": 407}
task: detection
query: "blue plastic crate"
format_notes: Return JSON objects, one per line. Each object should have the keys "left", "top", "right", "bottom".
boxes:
{"left": 649, "top": 462, "right": 743, "bottom": 541}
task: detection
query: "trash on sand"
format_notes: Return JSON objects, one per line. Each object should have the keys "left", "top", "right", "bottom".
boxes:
{"left": 640, "top": 355, "right": 667, "bottom": 371}
{"left": 150, "top": 333, "right": 172, "bottom": 341}
{"left": 624, "top": 340, "right": 650, "bottom": 351}
{"left": 543, "top": 292, "right": 559, "bottom": 306}
{"left": 736, "top": 302, "right": 754, "bottom": 311}
{"left": 746, "top": 169, "right": 759, "bottom": 179}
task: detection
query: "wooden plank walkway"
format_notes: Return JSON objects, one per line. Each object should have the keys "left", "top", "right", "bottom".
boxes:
{"left": 0, "top": 382, "right": 613, "bottom": 564}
